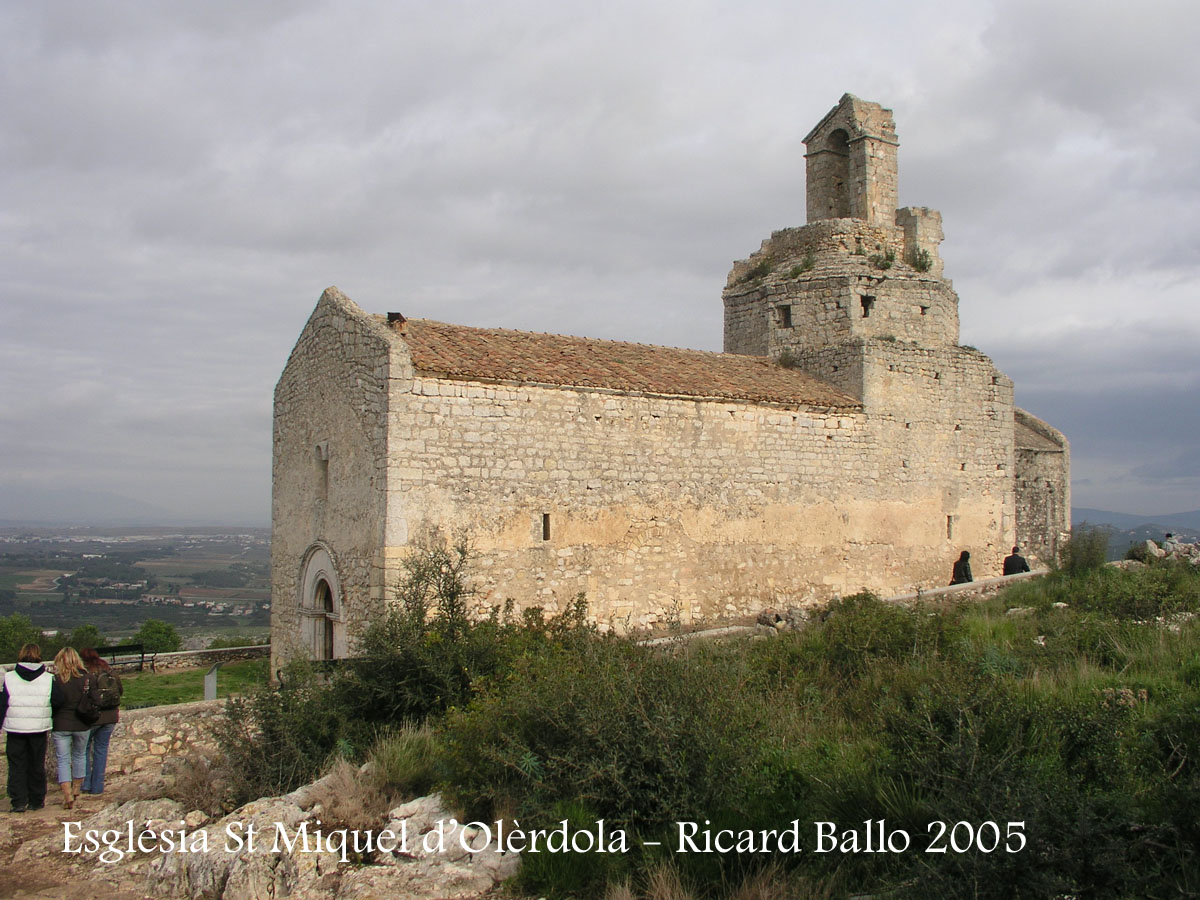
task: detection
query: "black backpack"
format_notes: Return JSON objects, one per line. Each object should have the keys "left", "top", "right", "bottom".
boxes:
{"left": 93, "top": 671, "right": 121, "bottom": 709}
{"left": 76, "top": 677, "right": 100, "bottom": 725}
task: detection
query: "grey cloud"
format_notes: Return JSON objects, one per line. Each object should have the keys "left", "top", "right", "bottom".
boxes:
{"left": 2, "top": 0, "right": 1198, "bottom": 522}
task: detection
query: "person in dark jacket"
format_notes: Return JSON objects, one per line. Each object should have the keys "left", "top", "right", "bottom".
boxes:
{"left": 1, "top": 643, "right": 53, "bottom": 812}
{"left": 79, "top": 647, "right": 123, "bottom": 796}
{"left": 1003, "top": 546, "right": 1031, "bottom": 576}
{"left": 50, "top": 647, "right": 90, "bottom": 809}
{"left": 950, "top": 550, "right": 973, "bottom": 585}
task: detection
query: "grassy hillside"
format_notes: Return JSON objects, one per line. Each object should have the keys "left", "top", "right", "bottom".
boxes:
{"left": 210, "top": 544, "right": 1200, "bottom": 900}
{"left": 121, "top": 658, "right": 269, "bottom": 707}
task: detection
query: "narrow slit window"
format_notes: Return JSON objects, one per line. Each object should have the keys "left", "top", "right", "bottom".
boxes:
{"left": 315, "top": 442, "right": 330, "bottom": 501}
{"left": 946, "top": 515, "right": 955, "bottom": 540}
{"left": 542, "top": 513, "right": 551, "bottom": 541}
{"left": 860, "top": 296, "right": 875, "bottom": 318}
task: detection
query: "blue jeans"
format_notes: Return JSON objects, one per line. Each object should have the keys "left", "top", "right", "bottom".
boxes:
{"left": 83, "top": 723, "right": 115, "bottom": 794}
{"left": 52, "top": 730, "right": 89, "bottom": 784}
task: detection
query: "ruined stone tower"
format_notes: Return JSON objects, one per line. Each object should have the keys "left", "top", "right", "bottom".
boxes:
{"left": 723, "top": 93, "right": 1067, "bottom": 566}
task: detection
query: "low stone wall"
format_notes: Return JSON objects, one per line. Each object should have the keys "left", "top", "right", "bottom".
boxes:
{"left": 0, "top": 699, "right": 225, "bottom": 789}
{"left": 885, "top": 569, "right": 1046, "bottom": 605}
{"left": 142, "top": 643, "right": 271, "bottom": 671}
{"left": 0, "top": 644, "right": 271, "bottom": 677}
{"left": 105, "top": 698, "right": 224, "bottom": 775}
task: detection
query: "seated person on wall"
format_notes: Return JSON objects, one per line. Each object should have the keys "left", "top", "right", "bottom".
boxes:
{"left": 1003, "top": 546, "right": 1031, "bottom": 576}
{"left": 950, "top": 550, "right": 973, "bottom": 585}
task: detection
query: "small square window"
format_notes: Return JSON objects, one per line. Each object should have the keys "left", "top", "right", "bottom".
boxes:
{"left": 776, "top": 305, "right": 793, "bottom": 328}
{"left": 860, "top": 296, "right": 875, "bottom": 318}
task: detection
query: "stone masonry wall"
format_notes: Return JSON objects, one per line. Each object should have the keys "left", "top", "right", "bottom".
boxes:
{"left": 146, "top": 644, "right": 270, "bottom": 672}
{"left": 271, "top": 288, "right": 400, "bottom": 671}
{"left": 0, "top": 699, "right": 223, "bottom": 791}
{"left": 382, "top": 374, "right": 1011, "bottom": 631}
{"left": 723, "top": 221, "right": 957, "bottom": 359}
{"left": 1014, "top": 409, "right": 1071, "bottom": 567}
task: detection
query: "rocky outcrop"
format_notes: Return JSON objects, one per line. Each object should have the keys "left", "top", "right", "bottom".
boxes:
{"left": 1143, "top": 538, "right": 1200, "bottom": 564}
{"left": 141, "top": 783, "right": 518, "bottom": 900}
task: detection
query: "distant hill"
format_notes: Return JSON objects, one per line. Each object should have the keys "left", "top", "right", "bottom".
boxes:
{"left": 1072, "top": 507, "right": 1200, "bottom": 560}
{"left": 1073, "top": 507, "right": 1200, "bottom": 533}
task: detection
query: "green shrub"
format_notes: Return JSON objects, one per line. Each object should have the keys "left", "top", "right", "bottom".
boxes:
{"left": 869, "top": 248, "right": 895, "bottom": 270}
{"left": 908, "top": 247, "right": 933, "bottom": 272}
{"left": 1125, "top": 541, "right": 1151, "bottom": 563}
{"left": 1059, "top": 524, "right": 1111, "bottom": 574}
{"left": 787, "top": 253, "right": 816, "bottom": 278}
{"left": 135, "top": 618, "right": 182, "bottom": 652}
{"left": 439, "top": 638, "right": 760, "bottom": 836}
{"left": 809, "top": 592, "right": 962, "bottom": 676}
{"left": 333, "top": 532, "right": 514, "bottom": 726}
{"left": 736, "top": 257, "right": 776, "bottom": 284}
{"left": 369, "top": 724, "right": 441, "bottom": 799}
{"left": 214, "top": 659, "right": 348, "bottom": 805}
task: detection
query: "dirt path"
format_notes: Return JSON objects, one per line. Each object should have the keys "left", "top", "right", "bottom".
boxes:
{"left": 0, "top": 772, "right": 157, "bottom": 900}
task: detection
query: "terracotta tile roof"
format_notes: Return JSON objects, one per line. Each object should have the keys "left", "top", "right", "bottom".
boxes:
{"left": 386, "top": 317, "right": 860, "bottom": 409}
{"left": 1014, "top": 417, "right": 1064, "bottom": 451}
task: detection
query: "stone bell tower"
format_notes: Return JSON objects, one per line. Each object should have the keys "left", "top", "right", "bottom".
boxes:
{"left": 805, "top": 93, "right": 899, "bottom": 227}
{"left": 722, "top": 93, "right": 958, "bottom": 397}
{"left": 721, "top": 93, "right": 1026, "bottom": 570}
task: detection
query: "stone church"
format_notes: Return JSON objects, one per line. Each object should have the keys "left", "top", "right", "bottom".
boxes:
{"left": 271, "top": 94, "right": 1069, "bottom": 662}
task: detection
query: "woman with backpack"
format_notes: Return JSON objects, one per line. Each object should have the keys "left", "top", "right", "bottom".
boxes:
{"left": 50, "top": 647, "right": 91, "bottom": 809}
{"left": 79, "top": 647, "right": 123, "bottom": 796}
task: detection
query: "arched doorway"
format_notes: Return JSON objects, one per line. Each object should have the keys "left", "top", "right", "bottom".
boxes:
{"left": 297, "top": 543, "right": 345, "bottom": 660}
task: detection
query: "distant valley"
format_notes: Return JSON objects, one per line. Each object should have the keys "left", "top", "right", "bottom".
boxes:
{"left": 1072, "top": 507, "right": 1200, "bottom": 560}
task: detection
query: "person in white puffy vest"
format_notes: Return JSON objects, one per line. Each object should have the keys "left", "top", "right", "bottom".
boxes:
{"left": 0, "top": 643, "right": 53, "bottom": 812}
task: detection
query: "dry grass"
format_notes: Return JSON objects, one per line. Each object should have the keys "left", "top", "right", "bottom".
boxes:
{"left": 306, "top": 758, "right": 400, "bottom": 832}
{"left": 165, "top": 752, "right": 233, "bottom": 816}
{"left": 643, "top": 862, "right": 693, "bottom": 900}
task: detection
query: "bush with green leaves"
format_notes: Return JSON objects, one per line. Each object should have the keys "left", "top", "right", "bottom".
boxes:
{"left": 213, "top": 533, "right": 595, "bottom": 804}
{"left": 439, "top": 637, "right": 762, "bottom": 833}
{"left": 215, "top": 659, "right": 349, "bottom": 804}
{"left": 211, "top": 547, "right": 1200, "bottom": 897}
{"left": 908, "top": 247, "right": 933, "bottom": 272}
{"left": 1058, "top": 523, "right": 1111, "bottom": 574}
{"left": 0, "top": 613, "right": 45, "bottom": 663}
{"left": 135, "top": 618, "right": 182, "bottom": 652}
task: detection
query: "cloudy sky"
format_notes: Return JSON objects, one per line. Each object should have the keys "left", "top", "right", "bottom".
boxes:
{"left": 2, "top": 0, "right": 1198, "bottom": 526}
